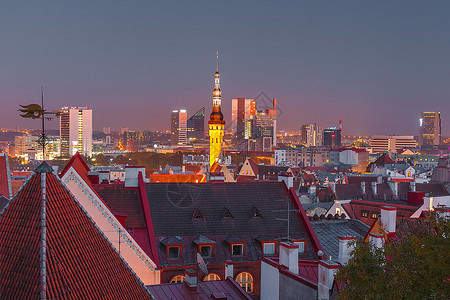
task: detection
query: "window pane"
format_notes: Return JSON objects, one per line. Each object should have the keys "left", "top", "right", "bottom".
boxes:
{"left": 200, "top": 246, "right": 211, "bottom": 257}
{"left": 232, "top": 244, "right": 243, "bottom": 256}
{"left": 168, "top": 247, "right": 179, "bottom": 259}
{"left": 294, "top": 242, "right": 305, "bottom": 253}
{"left": 263, "top": 243, "right": 275, "bottom": 255}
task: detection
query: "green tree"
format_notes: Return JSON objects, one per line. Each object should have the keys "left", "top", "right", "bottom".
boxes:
{"left": 336, "top": 214, "right": 450, "bottom": 299}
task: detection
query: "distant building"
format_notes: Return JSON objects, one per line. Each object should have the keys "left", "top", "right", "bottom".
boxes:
{"left": 323, "top": 127, "right": 342, "bottom": 147}
{"left": 14, "top": 134, "right": 38, "bottom": 157}
{"left": 170, "top": 110, "right": 187, "bottom": 146}
{"left": 187, "top": 107, "right": 205, "bottom": 142}
{"left": 59, "top": 106, "right": 93, "bottom": 157}
{"left": 232, "top": 97, "right": 256, "bottom": 150}
{"left": 209, "top": 54, "right": 225, "bottom": 166}
{"left": 302, "top": 124, "right": 323, "bottom": 147}
{"left": 370, "top": 135, "right": 417, "bottom": 154}
{"left": 419, "top": 112, "right": 441, "bottom": 147}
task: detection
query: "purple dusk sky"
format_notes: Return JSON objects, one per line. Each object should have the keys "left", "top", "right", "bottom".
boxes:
{"left": 0, "top": 1, "right": 449, "bottom": 135}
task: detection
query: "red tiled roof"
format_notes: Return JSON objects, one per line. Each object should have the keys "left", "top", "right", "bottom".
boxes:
{"left": 146, "top": 277, "right": 252, "bottom": 300}
{"left": 0, "top": 162, "right": 151, "bottom": 299}
{"left": 60, "top": 152, "right": 90, "bottom": 178}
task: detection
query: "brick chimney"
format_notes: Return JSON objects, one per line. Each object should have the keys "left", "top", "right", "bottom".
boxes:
{"left": 380, "top": 206, "right": 396, "bottom": 236}
{"left": 225, "top": 260, "right": 234, "bottom": 278}
{"left": 338, "top": 236, "right": 356, "bottom": 265}
{"left": 361, "top": 181, "right": 366, "bottom": 194}
{"left": 371, "top": 181, "right": 377, "bottom": 196}
{"left": 389, "top": 181, "right": 398, "bottom": 198}
{"left": 279, "top": 242, "right": 299, "bottom": 275}
{"left": 184, "top": 268, "right": 197, "bottom": 289}
{"left": 318, "top": 260, "right": 339, "bottom": 300}
{"left": 369, "top": 233, "right": 384, "bottom": 249}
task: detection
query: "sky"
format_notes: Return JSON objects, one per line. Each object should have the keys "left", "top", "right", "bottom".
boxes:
{"left": 1, "top": 1, "right": 449, "bottom": 135}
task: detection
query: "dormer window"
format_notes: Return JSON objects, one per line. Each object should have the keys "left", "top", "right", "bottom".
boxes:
{"left": 232, "top": 244, "right": 244, "bottom": 256}
{"left": 263, "top": 242, "right": 275, "bottom": 255}
{"left": 223, "top": 207, "right": 233, "bottom": 219}
{"left": 168, "top": 246, "right": 180, "bottom": 259}
{"left": 291, "top": 239, "right": 306, "bottom": 254}
{"left": 200, "top": 245, "right": 212, "bottom": 258}
{"left": 252, "top": 207, "right": 262, "bottom": 218}
{"left": 193, "top": 209, "right": 205, "bottom": 221}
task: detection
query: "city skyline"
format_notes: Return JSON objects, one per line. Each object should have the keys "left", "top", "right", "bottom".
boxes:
{"left": 1, "top": 1, "right": 449, "bottom": 135}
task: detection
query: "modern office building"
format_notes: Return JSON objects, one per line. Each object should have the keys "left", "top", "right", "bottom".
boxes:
{"left": 419, "top": 112, "right": 441, "bottom": 147}
{"left": 370, "top": 135, "right": 417, "bottom": 153}
{"left": 301, "top": 123, "right": 323, "bottom": 147}
{"left": 60, "top": 107, "right": 92, "bottom": 157}
{"left": 187, "top": 107, "right": 205, "bottom": 142}
{"left": 170, "top": 110, "right": 187, "bottom": 146}
{"left": 231, "top": 97, "right": 256, "bottom": 150}
{"left": 323, "top": 127, "right": 342, "bottom": 147}
{"left": 14, "top": 134, "right": 38, "bottom": 157}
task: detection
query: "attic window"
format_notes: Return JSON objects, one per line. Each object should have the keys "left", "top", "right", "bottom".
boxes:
{"left": 193, "top": 209, "right": 205, "bottom": 220}
{"left": 361, "top": 210, "right": 369, "bottom": 218}
{"left": 223, "top": 208, "right": 233, "bottom": 219}
{"left": 168, "top": 246, "right": 180, "bottom": 259}
{"left": 252, "top": 208, "right": 262, "bottom": 218}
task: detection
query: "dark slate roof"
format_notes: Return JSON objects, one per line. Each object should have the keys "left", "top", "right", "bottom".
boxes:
{"left": 302, "top": 202, "right": 333, "bottom": 211}
{"left": 416, "top": 183, "right": 449, "bottom": 196}
{"left": 144, "top": 182, "right": 317, "bottom": 267}
{"left": 0, "top": 195, "right": 9, "bottom": 211}
{"left": 146, "top": 277, "right": 252, "bottom": 300}
{"left": 0, "top": 163, "right": 151, "bottom": 299}
{"left": 193, "top": 235, "right": 216, "bottom": 245}
{"left": 334, "top": 184, "right": 363, "bottom": 200}
{"left": 311, "top": 219, "right": 369, "bottom": 261}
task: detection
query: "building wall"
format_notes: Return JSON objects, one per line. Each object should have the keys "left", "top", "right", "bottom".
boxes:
{"left": 260, "top": 261, "right": 279, "bottom": 300}
{"left": 279, "top": 272, "right": 317, "bottom": 299}
{"left": 209, "top": 123, "right": 224, "bottom": 167}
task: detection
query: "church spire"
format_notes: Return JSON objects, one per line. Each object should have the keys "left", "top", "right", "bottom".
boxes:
{"left": 210, "top": 51, "right": 224, "bottom": 123}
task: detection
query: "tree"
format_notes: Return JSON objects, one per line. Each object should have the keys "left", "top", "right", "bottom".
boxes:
{"left": 336, "top": 214, "right": 450, "bottom": 299}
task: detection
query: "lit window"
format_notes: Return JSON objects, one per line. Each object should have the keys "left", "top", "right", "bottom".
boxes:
{"left": 263, "top": 243, "right": 275, "bottom": 255}
{"left": 200, "top": 245, "right": 212, "bottom": 258}
{"left": 203, "top": 273, "right": 221, "bottom": 281}
{"left": 236, "top": 272, "right": 253, "bottom": 293}
{"left": 371, "top": 212, "right": 378, "bottom": 219}
{"left": 168, "top": 246, "right": 180, "bottom": 259}
{"left": 232, "top": 244, "right": 243, "bottom": 256}
{"left": 170, "top": 275, "right": 185, "bottom": 283}
{"left": 361, "top": 210, "right": 369, "bottom": 218}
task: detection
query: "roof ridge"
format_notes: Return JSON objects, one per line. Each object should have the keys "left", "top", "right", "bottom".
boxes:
{"left": 39, "top": 172, "right": 48, "bottom": 299}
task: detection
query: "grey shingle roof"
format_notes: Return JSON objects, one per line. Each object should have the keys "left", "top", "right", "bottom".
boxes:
{"left": 311, "top": 219, "right": 369, "bottom": 262}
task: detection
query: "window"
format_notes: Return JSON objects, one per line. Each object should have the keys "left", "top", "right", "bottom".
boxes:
{"left": 200, "top": 245, "right": 212, "bottom": 258}
{"left": 263, "top": 243, "right": 275, "bottom": 255}
{"left": 203, "top": 273, "right": 221, "bottom": 281}
{"left": 361, "top": 210, "right": 369, "bottom": 218}
{"left": 170, "top": 275, "right": 185, "bottom": 283}
{"left": 168, "top": 246, "right": 180, "bottom": 259}
{"left": 293, "top": 241, "right": 305, "bottom": 253}
{"left": 236, "top": 272, "right": 253, "bottom": 293}
{"left": 336, "top": 208, "right": 341, "bottom": 215}
{"left": 232, "top": 244, "right": 243, "bottom": 256}
{"left": 371, "top": 212, "right": 378, "bottom": 219}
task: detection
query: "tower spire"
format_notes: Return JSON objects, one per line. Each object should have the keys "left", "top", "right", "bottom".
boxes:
{"left": 216, "top": 50, "right": 219, "bottom": 73}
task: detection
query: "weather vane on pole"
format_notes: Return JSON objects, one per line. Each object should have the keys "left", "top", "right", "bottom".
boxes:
{"left": 19, "top": 87, "right": 60, "bottom": 160}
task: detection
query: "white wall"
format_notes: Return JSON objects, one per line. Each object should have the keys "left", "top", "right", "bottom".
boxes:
{"left": 261, "top": 261, "right": 280, "bottom": 300}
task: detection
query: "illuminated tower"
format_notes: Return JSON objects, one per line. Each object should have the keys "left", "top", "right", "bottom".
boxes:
{"left": 209, "top": 52, "right": 225, "bottom": 167}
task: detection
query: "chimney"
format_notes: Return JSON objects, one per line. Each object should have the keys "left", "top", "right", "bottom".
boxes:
{"left": 338, "top": 237, "right": 356, "bottom": 265}
{"left": 279, "top": 242, "right": 299, "bottom": 275}
{"left": 389, "top": 181, "right": 398, "bottom": 198}
{"left": 318, "top": 260, "right": 339, "bottom": 300}
{"left": 182, "top": 165, "right": 186, "bottom": 173}
{"left": 380, "top": 206, "right": 396, "bottom": 236}
{"left": 330, "top": 183, "right": 336, "bottom": 194}
{"left": 361, "top": 181, "right": 366, "bottom": 194}
{"left": 410, "top": 180, "right": 416, "bottom": 192}
{"left": 278, "top": 171, "right": 294, "bottom": 189}
{"left": 225, "top": 260, "right": 234, "bottom": 278}
{"left": 124, "top": 166, "right": 146, "bottom": 187}
{"left": 369, "top": 233, "right": 384, "bottom": 249}
{"left": 371, "top": 182, "right": 377, "bottom": 196}
{"left": 424, "top": 196, "right": 434, "bottom": 211}
{"left": 184, "top": 269, "right": 197, "bottom": 289}
{"left": 377, "top": 176, "right": 383, "bottom": 184}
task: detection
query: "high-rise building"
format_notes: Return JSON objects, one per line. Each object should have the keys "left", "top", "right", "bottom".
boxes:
{"left": 209, "top": 53, "right": 225, "bottom": 167}
{"left": 59, "top": 107, "right": 92, "bottom": 157}
{"left": 419, "top": 112, "right": 441, "bottom": 147}
{"left": 245, "top": 108, "right": 276, "bottom": 152}
{"left": 187, "top": 107, "right": 205, "bottom": 142}
{"left": 323, "top": 128, "right": 342, "bottom": 147}
{"left": 14, "top": 134, "right": 38, "bottom": 157}
{"left": 301, "top": 123, "right": 322, "bottom": 147}
{"left": 231, "top": 98, "right": 256, "bottom": 150}
{"left": 170, "top": 110, "right": 187, "bottom": 146}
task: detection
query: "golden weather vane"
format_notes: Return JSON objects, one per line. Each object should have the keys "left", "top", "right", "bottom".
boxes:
{"left": 18, "top": 87, "right": 60, "bottom": 160}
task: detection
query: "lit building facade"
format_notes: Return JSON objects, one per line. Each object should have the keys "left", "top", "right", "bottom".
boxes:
{"left": 370, "top": 135, "right": 417, "bottom": 153}
{"left": 170, "top": 110, "right": 187, "bottom": 146}
{"left": 209, "top": 54, "right": 225, "bottom": 167}
{"left": 59, "top": 107, "right": 92, "bottom": 157}
{"left": 419, "top": 112, "right": 441, "bottom": 147}
{"left": 301, "top": 123, "right": 323, "bottom": 147}
{"left": 187, "top": 107, "right": 205, "bottom": 142}
{"left": 323, "top": 128, "right": 342, "bottom": 147}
